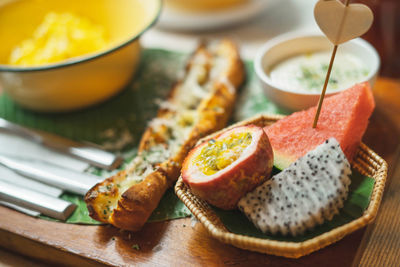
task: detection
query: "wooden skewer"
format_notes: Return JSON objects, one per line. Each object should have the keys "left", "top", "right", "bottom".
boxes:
{"left": 312, "top": 0, "right": 351, "bottom": 128}
{"left": 312, "top": 45, "right": 338, "bottom": 128}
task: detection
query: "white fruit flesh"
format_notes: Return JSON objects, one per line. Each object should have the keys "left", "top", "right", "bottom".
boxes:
{"left": 238, "top": 138, "right": 352, "bottom": 236}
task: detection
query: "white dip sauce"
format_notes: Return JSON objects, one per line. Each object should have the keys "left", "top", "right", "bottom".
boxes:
{"left": 269, "top": 51, "right": 369, "bottom": 93}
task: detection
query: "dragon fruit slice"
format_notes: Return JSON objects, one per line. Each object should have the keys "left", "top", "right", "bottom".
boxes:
{"left": 238, "top": 138, "right": 352, "bottom": 236}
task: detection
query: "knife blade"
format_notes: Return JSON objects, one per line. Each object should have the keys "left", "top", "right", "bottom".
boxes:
{"left": 0, "top": 201, "right": 41, "bottom": 217}
{"left": 0, "top": 118, "right": 123, "bottom": 170}
{"left": 0, "top": 155, "right": 101, "bottom": 196}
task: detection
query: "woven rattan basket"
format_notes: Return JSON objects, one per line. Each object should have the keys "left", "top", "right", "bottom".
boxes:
{"left": 175, "top": 114, "right": 388, "bottom": 258}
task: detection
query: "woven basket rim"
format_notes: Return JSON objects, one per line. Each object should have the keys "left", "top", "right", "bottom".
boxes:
{"left": 174, "top": 113, "right": 388, "bottom": 258}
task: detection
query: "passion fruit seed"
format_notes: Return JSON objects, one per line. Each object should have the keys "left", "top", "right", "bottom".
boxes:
{"left": 195, "top": 132, "right": 252, "bottom": 175}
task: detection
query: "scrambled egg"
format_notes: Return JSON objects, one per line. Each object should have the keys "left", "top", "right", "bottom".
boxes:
{"left": 9, "top": 12, "right": 107, "bottom": 66}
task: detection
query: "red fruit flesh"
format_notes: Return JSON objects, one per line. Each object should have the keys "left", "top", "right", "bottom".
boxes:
{"left": 265, "top": 82, "right": 375, "bottom": 169}
{"left": 182, "top": 125, "right": 274, "bottom": 210}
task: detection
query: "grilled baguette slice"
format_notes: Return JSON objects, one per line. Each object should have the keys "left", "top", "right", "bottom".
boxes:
{"left": 85, "top": 40, "right": 245, "bottom": 231}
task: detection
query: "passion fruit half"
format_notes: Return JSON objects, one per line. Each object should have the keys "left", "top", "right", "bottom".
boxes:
{"left": 181, "top": 125, "right": 273, "bottom": 210}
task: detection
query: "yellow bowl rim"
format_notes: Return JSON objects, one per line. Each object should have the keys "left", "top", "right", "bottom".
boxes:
{"left": 0, "top": 0, "right": 162, "bottom": 72}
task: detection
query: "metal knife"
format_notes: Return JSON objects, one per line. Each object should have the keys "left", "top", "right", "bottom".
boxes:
{"left": 0, "top": 155, "right": 101, "bottom": 196}
{"left": 0, "top": 180, "right": 76, "bottom": 220}
{"left": 0, "top": 118, "right": 123, "bottom": 170}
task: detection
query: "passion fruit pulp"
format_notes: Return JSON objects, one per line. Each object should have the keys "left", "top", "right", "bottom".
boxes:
{"left": 195, "top": 132, "right": 253, "bottom": 175}
{"left": 182, "top": 125, "right": 273, "bottom": 210}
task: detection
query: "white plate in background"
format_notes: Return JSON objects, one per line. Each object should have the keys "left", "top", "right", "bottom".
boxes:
{"left": 158, "top": 0, "right": 279, "bottom": 31}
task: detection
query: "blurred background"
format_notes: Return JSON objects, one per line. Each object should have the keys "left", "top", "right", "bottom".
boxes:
{"left": 356, "top": 0, "right": 399, "bottom": 78}
{"left": 144, "top": 0, "right": 399, "bottom": 78}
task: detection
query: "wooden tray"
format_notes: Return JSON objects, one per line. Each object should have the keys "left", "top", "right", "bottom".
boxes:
{"left": 175, "top": 114, "right": 388, "bottom": 258}
{"left": 0, "top": 79, "right": 399, "bottom": 266}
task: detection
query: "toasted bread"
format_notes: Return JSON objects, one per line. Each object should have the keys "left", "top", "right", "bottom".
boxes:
{"left": 85, "top": 40, "right": 245, "bottom": 231}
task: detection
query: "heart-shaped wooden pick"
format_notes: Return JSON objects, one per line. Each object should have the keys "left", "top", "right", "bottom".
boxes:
{"left": 314, "top": 0, "right": 373, "bottom": 45}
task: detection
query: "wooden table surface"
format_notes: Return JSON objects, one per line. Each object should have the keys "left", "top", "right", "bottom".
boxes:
{"left": 0, "top": 77, "right": 399, "bottom": 266}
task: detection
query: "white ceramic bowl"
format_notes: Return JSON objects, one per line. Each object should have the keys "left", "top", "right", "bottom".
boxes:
{"left": 0, "top": 0, "right": 161, "bottom": 112}
{"left": 254, "top": 32, "right": 380, "bottom": 111}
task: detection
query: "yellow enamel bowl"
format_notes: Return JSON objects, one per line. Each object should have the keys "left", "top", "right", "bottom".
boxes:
{"left": 0, "top": 0, "right": 161, "bottom": 112}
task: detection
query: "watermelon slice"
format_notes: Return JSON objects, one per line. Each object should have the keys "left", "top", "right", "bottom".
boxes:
{"left": 265, "top": 82, "right": 375, "bottom": 170}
